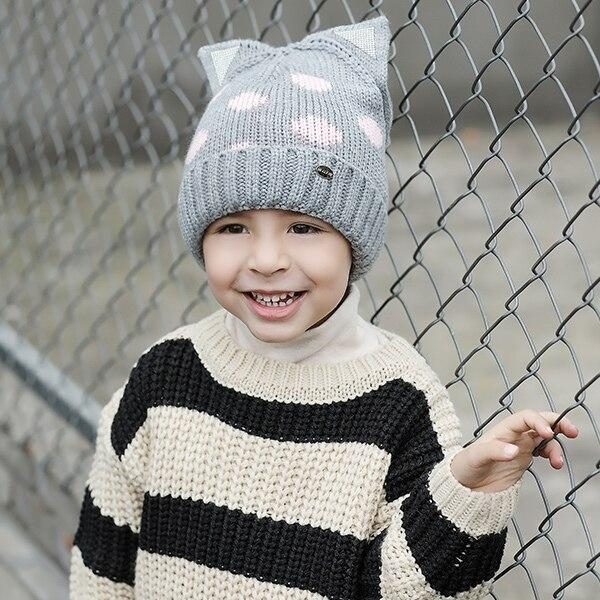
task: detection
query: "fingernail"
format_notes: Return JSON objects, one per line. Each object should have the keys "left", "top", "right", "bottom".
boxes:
{"left": 505, "top": 445, "right": 518, "bottom": 457}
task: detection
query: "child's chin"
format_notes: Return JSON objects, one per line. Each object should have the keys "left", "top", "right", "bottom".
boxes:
{"left": 247, "top": 324, "right": 306, "bottom": 344}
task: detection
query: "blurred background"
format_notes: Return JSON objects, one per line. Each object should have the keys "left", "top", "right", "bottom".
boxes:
{"left": 1, "top": 1, "right": 599, "bottom": 598}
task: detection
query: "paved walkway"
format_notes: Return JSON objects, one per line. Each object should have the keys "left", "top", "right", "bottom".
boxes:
{"left": 0, "top": 509, "right": 69, "bottom": 600}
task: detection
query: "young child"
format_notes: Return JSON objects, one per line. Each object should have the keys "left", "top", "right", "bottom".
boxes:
{"left": 69, "top": 15, "right": 578, "bottom": 599}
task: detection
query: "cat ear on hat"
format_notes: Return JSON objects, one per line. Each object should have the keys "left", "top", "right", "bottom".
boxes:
{"left": 317, "top": 15, "right": 391, "bottom": 88}
{"left": 302, "top": 15, "right": 393, "bottom": 147}
{"left": 196, "top": 39, "right": 274, "bottom": 97}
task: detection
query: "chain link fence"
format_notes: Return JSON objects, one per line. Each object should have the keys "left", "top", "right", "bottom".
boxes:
{"left": 1, "top": 1, "right": 599, "bottom": 598}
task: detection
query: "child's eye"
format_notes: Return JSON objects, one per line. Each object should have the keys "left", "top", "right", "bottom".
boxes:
{"left": 218, "top": 224, "right": 244, "bottom": 234}
{"left": 217, "top": 223, "right": 321, "bottom": 234}
{"left": 290, "top": 223, "right": 321, "bottom": 234}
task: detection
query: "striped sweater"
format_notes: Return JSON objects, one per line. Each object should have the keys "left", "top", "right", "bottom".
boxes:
{"left": 69, "top": 307, "right": 521, "bottom": 599}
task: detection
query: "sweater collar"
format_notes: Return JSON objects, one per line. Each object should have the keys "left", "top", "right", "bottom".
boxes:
{"left": 224, "top": 282, "right": 362, "bottom": 363}
{"left": 178, "top": 303, "right": 418, "bottom": 405}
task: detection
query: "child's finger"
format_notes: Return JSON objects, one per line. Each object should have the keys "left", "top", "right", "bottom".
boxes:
{"left": 533, "top": 438, "right": 565, "bottom": 468}
{"left": 538, "top": 411, "right": 579, "bottom": 438}
{"left": 487, "top": 440, "right": 522, "bottom": 463}
{"left": 503, "top": 410, "right": 560, "bottom": 439}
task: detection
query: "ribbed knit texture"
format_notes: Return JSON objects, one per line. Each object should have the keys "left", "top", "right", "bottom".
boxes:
{"left": 177, "top": 15, "right": 394, "bottom": 284}
{"left": 69, "top": 308, "right": 522, "bottom": 599}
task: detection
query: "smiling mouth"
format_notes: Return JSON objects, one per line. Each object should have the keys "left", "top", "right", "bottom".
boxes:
{"left": 243, "top": 291, "right": 307, "bottom": 306}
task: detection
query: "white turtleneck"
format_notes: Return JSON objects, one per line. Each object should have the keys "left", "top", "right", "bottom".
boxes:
{"left": 223, "top": 282, "right": 388, "bottom": 364}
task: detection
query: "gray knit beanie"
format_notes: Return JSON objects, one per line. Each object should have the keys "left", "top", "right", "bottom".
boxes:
{"left": 177, "top": 15, "right": 393, "bottom": 283}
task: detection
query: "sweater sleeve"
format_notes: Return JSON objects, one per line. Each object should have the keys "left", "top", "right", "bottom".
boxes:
{"left": 358, "top": 374, "right": 522, "bottom": 600}
{"left": 69, "top": 378, "right": 146, "bottom": 599}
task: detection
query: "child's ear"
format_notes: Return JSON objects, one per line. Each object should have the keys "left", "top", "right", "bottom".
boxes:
{"left": 301, "top": 15, "right": 391, "bottom": 90}
{"left": 196, "top": 39, "right": 275, "bottom": 97}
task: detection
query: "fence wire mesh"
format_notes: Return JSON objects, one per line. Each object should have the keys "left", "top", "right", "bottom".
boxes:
{"left": 1, "top": 1, "right": 599, "bottom": 598}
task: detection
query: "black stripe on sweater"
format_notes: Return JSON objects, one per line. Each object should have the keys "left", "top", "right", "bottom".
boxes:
{"left": 73, "top": 486, "right": 138, "bottom": 586}
{"left": 400, "top": 470, "right": 508, "bottom": 596}
{"left": 111, "top": 338, "right": 427, "bottom": 465}
{"left": 139, "top": 491, "right": 368, "bottom": 600}
{"left": 356, "top": 531, "right": 385, "bottom": 600}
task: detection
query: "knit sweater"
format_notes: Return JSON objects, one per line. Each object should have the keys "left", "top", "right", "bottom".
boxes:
{"left": 69, "top": 301, "right": 522, "bottom": 599}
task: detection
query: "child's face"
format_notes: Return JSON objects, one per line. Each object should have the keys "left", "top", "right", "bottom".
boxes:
{"left": 202, "top": 209, "right": 352, "bottom": 343}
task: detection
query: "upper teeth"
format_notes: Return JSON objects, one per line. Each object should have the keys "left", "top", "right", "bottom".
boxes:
{"left": 251, "top": 291, "right": 298, "bottom": 302}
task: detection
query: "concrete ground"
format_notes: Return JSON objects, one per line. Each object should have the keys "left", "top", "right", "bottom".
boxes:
{"left": 0, "top": 509, "right": 68, "bottom": 600}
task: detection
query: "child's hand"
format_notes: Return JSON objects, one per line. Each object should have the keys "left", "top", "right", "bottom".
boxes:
{"left": 450, "top": 410, "right": 579, "bottom": 493}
